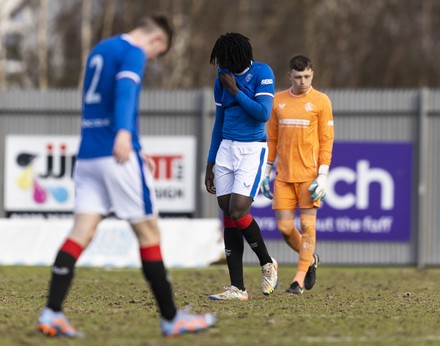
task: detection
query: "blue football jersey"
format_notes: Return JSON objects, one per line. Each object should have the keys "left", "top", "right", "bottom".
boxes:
{"left": 207, "top": 61, "right": 275, "bottom": 163}
{"left": 77, "top": 34, "right": 146, "bottom": 159}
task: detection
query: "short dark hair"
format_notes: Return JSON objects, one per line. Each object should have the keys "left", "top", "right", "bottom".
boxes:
{"left": 289, "top": 55, "right": 313, "bottom": 71}
{"left": 137, "top": 15, "right": 174, "bottom": 54}
{"left": 210, "top": 32, "right": 253, "bottom": 72}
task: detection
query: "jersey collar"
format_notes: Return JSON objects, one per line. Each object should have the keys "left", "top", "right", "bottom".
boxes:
{"left": 121, "top": 34, "right": 136, "bottom": 46}
{"left": 235, "top": 61, "right": 253, "bottom": 75}
{"left": 289, "top": 86, "right": 313, "bottom": 98}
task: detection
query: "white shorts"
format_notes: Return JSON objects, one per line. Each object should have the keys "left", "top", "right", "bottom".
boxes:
{"left": 215, "top": 139, "right": 268, "bottom": 199}
{"left": 73, "top": 151, "right": 158, "bottom": 222}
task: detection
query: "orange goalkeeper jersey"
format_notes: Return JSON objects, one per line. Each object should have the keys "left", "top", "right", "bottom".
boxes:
{"left": 267, "top": 87, "right": 334, "bottom": 183}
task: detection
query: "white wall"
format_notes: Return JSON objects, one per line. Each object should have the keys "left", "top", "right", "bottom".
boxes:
{"left": 0, "top": 218, "right": 224, "bottom": 268}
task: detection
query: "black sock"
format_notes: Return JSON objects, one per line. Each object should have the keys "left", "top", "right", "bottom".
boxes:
{"left": 224, "top": 227, "right": 245, "bottom": 291}
{"left": 241, "top": 219, "right": 272, "bottom": 266}
{"left": 141, "top": 261, "right": 177, "bottom": 321}
{"left": 47, "top": 251, "right": 76, "bottom": 312}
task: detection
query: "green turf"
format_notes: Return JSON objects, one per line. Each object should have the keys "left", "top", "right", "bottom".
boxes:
{"left": 1, "top": 265, "right": 440, "bottom": 345}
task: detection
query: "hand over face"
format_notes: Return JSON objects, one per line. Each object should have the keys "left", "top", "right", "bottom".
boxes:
{"left": 219, "top": 72, "right": 239, "bottom": 96}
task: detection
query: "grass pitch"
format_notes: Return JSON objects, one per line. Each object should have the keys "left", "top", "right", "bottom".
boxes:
{"left": 1, "top": 265, "right": 440, "bottom": 345}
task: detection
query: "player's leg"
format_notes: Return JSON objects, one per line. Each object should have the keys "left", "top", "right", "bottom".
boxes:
{"left": 276, "top": 210, "right": 301, "bottom": 252}
{"left": 286, "top": 208, "right": 317, "bottom": 293}
{"left": 38, "top": 158, "right": 109, "bottom": 337}
{"left": 300, "top": 208, "right": 320, "bottom": 291}
{"left": 229, "top": 141, "right": 278, "bottom": 295}
{"left": 109, "top": 152, "right": 215, "bottom": 335}
{"left": 208, "top": 141, "right": 247, "bottom": 300}
{"left": 219, "top": 195, "right": 245, "bottom": 290}
{"left": 38, "top": 213, "right": 102, "bottom": 337}
{"left": 273, "top": 179, "right": 302, "bottom": 252}
{"left": 286, "top": 182, "right": 320, "bottom": 294}
{"left": 230, "top": 194, "right": 278, "bottom": 295}
{"left": 208, "top": 194, "right": 248, "bottom": 300}
{"left": 229, "top": 141, "right": 273, "bottom": 266}
{"left": 229, "top": 193, "right": 272, "bottom": 266}
{"left": 130, "top": 213, "right": 216, "bottom": 336}
{"left": 130, "top": 218, "right": 175, "bottom": 319}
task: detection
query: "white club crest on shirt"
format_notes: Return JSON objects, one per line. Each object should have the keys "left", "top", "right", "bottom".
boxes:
{"left": 246, "top": 73, "right": 253, "bottom": 82}
{"left": 305, "top": 102, "right": 314, "bottom": 112}
{"left": 278, "top": 103, "right": 285, "bottom": 109}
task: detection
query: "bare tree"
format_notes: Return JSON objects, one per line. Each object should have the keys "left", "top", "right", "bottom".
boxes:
{"left": 79, "top": 0, "right": 92, "bottom": 89}
{"left": 6, "top": 0, "right": 440, "bottom": 89}
{"left": 102, "top": 0, "right": 116, "bottom": 39}
{"left": 38, "top": 0, "right": 49, "bottom": 90}
{"left": 419, "top": 0, "right": 432, "bottom": 86}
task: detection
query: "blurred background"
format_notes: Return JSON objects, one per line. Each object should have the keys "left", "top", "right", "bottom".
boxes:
{"left": 1, "top": 0, "right": 439, "bottom": 90}
{"left": 0, "top": 0, "right": 439, "bottom": 269}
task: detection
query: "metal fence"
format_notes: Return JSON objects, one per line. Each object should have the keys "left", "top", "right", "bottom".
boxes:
{"left": 0, "top": 89, "right": 438, "bottom": 267}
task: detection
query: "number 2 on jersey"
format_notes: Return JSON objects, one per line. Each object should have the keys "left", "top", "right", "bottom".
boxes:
{"left": 85, "top": 55, "right": 103, "bottom": 104}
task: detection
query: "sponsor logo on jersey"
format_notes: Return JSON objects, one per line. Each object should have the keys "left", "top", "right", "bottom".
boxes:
{"left": 261, "top": 79, "right": 273, "bottom": 85}
{"left": 81, "top": 118, "right": 110, "bottom": 128}
{"left": 279, "top": 119, "right": 310, "bottom": 128}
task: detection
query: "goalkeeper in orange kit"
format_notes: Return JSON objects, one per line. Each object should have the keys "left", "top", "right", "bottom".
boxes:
{"left": 261, "top": 55, "right": 334, "bottom": 294}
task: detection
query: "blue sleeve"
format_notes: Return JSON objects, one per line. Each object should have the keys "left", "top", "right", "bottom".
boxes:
{"left": 235, "top": 91, "right": 273, "bottom": 122}
{"left": 114, "top": 79, "right": 140, "bottom": 131}
{"left": 207, "top": 81, "right": 224, "bottom": 163}
{"left": 235, "top": 64, "right": 275, "bottom": 122}
{"left": 213, "top": 77, "right": 222, "bottom": 105}
{"left": 114, "top": 47, "right": 145, "bottom": 131}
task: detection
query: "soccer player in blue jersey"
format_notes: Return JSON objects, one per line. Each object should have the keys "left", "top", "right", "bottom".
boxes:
{"left": 37, "top": 15, "right": 216, "bottom": 338}
{"left": 205, "top": 33, "right": 278, "bottom": 301}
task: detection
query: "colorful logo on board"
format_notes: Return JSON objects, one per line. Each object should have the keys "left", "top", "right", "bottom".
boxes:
{"left": 15, "top": 143, "right": 75, "bottom": 204}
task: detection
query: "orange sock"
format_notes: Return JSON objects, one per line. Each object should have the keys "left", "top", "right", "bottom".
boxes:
{"left": 297, "top": 214, "right": 316, "bottom": 273}
{"left": 277, "top": 219, "right": 301, "bottom": 253}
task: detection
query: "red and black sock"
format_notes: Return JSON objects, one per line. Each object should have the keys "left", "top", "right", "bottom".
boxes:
{"left": 47, "top": 238, "right": 83, "bottom": 312}
{"left": 140, "top": 245, "right": 177, "bottom": 321}
{"left": 223, "top": 216, "right": 245, "bottom": 291}
{"left": 236, "top": 214, "right": 272, "bottom": 266}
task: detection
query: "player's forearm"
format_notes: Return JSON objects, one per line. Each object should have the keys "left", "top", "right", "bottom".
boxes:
{"left": 267, "top": 139, "right": 278, "bottom": 163}
{"left": 318, "top": 145, "right": 333, "bottom": 167}
{"left": 207, "top": 110, "right": 224, "bottom": 163}
{"left": 235, "top": 92, "right": 272, "bottom": 122}
{"left": 318, "top": 131, "right": 334, "bottom": 166}
{"left": 318, "top": 117, "right": 334, "bottom": 167}
{"left": 114, "top": 79, "right": 138, "bottom": 131}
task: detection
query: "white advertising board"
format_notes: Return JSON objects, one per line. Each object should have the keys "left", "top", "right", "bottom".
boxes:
{"left": 4, "top": 135, "right": 196, "bottom": 213}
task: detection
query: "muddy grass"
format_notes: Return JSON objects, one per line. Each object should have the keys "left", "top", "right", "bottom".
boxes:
{"left": 1, "top": 265, "right": 440, "bottom": 345}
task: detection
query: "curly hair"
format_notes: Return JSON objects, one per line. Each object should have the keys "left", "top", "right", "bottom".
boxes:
{"left": 210, "top": 33, "right": 253, "bottom": 73}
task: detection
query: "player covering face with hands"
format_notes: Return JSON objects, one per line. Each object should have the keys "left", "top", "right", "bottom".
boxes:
{"left": 205, "top": 32, "right": 278, "bottom": 301}
{"left": 262, "top": 55, "right": 334, "bottom": 294}
{"left": 37, "top": 15, "right": 216, "bottom": 338}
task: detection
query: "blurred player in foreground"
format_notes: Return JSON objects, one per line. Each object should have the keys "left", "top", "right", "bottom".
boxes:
{"left": 261, "top": 55, "right": 334, "bottom": 294}
{"left": 37, "top": 15, "right": 216, "bottom": 337}
{"left": 205, "top": 32, "right": 278, "bottom": 301}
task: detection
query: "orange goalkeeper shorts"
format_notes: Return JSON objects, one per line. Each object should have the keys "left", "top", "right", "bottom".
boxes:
{"left": 272, "top": 179, "right": 321, "bottom": 210}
